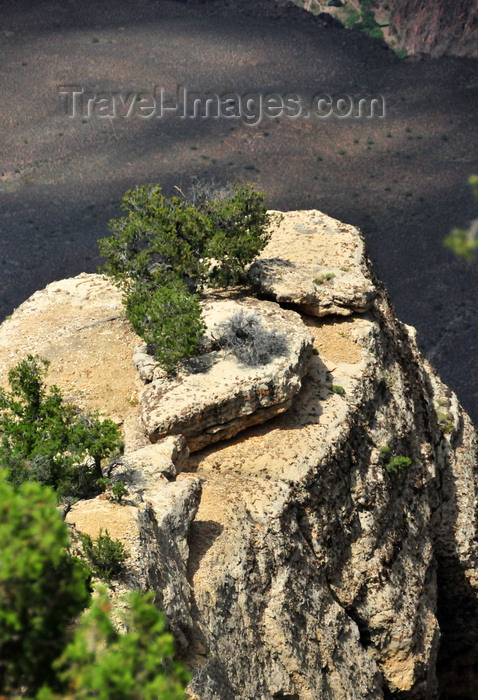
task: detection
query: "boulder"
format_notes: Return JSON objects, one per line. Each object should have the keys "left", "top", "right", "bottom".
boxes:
{"left": 248, "top": 209, "right": 377, "bottom": 316}
{"left": 139, "top": 297, "right": 314, "bottom": 451}
{"left": 108, "top": 435, "right": 190, "bottom": 485}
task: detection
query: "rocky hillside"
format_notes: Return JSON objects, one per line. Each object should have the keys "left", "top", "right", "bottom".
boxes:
{"left": 386, "top": 0, "right": 478, "bottom": 58}
{"left": 293, "top": 0, "right": 478, "bottom": 58}
{"left": 1, "top": 211, "right": 478, "bottom": 698}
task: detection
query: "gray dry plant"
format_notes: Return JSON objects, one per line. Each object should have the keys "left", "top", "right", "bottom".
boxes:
{"left": 216, "top": 310, "right": 288, "bottom": 367}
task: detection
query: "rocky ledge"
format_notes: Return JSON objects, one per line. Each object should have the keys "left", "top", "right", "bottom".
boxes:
{"left": 2, "top": 209, "right": 478, "bottom": 699}
{"left": 248, "top": 209, "right": 377, "bottom": 316}
{"left": 137, "top": 297, "right": 314, "bottom": 451}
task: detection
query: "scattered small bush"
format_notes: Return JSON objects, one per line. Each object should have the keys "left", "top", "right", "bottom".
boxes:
{"left": 80, "top": 528, "right": 128, "bottom": 582}
{"left": 314, "top": 272, "right": 336, "bottom": 285}
{"left": 216, "top": 310, "right": 288, "bottom": 367}
{"left": 437, "top": 410, "right": 454, "bottom": 434}
{"left": 342, "top": 0, "right": 383, "bottom": 40}
{"left": 385, "top": 455, "right": 411, "bottom": 480}
{"left": 111, "top": 480, "right": 128, "bottom": 503}
{"left": 331, "top": 384, "right": 345, "bottom": 396}
{"left": 394, "top": 48, "right": 408, "bottom": 59}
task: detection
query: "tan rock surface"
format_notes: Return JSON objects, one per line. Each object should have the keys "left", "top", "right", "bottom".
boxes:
{"left": 248, "top": 209, "right": 377, "bottom": 316}
{"left": 2, "top": 212, "right": 478, "bottom": 699}
{"left": 0, "top": 273, "right": 144, "bottom": 447}
{"left": 140, "top": 296, "right": 314, "bottom": 451}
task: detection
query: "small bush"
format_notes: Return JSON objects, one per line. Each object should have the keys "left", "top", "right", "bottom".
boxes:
{"left": 342, "top": 7, "right": 360, "bottom": 28}
{"left": 314, "top": 272, "right": 336, "bottom": 285}
{"left": 331, "top": 384, "right": 345, "bottom": 395}
{"left": 437, "top": 410, "right": 454, "bottom": 434}
{"left": 0, "top": 356, "right": 122, "bottom": 500}
{"left": 125, "top": 281, "right": 206, "bottom": 373}
{"left": 111, "top": 481, "right": 128, "bottom": 503}
{"left": 217, "top": 310, "right": 288, "bottom": 367}
{"left": 342, "top": 1, "right": 383, "bottom": 40}
{"left": 80, "top": 528, "right": 128, "bottom": 582}
{"left": 385, "top": 455, "right": 411, "bottom": 480}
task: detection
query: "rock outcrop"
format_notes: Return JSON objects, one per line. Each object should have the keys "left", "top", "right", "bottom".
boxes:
{"left": 293, "top": 0, "right": 478, "bottom": 59}
{"left": 2, "top": 210, "right": 478, "bottom": 698}
{"left": 386, "top": 0, "right": 478, "bottom": 59}
{"left": 248, "top": 210, "right": 376, "bottom": 316}
{"left": 66, "top": 437, "right": 201, "bottom": 652}
{"left": 138, "top": 296, "right": 314, "bottom": 451}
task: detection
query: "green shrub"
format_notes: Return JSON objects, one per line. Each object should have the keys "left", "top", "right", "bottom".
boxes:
{"left": 331, "top": 384, "right": 345, "bottom": 396}
{"left": 111, "top": 480, "right": 128, "bottom": 503}
{"left": 80, "top": 528, "right": 129, "bottom": 582}
{"left": 99, "top": 181, "right": 273, "bottom": 372}
{"left": 385, "top": 455, "right": 411, "bottom": 479}
{"left": 216, "top": 310, "right": 288, "bottom": 367}
{"left": 126, "top": 281, "right": 206, "bottom": 373}
{"left": 342, "top": 7, "right": 360, "bottom": 28}
{"left": 99, "top": 184, "right": 208, "bottom": 295}
{"left": 342, "top": 1, "right": 383, "bottom": 40}
{"left": 0, "top": 470, "right": 91, "bottom": 696}
{"left": 0, "top": 356, "right": 122, "bottom": 500}
{"left": 38, "top": 588, "right": 190, "bottom": 700}
{"left": 437, "top": 410, "right": 454, "bottom": 435}
{"left": 99, "top": 181, "right": 272, "bottom": 293}
{"left": 314, "top": 272, "right": 336, "bottom": 285}
{"left": 0, "top": 472, "right": 187, "bottom": 699}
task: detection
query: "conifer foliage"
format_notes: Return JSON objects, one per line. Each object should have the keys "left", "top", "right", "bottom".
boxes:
{"left": 99, "top": 181, "right": 272, "bottom": 372}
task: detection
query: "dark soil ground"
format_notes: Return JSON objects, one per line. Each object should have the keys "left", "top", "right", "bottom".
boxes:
{"left": 1, "top": 0, "right": 478, "bottom": 422}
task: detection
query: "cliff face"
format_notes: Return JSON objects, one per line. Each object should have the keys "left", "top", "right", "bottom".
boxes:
{"left": 292, "top": 0, "right": 478, "bottom": 58}
{"left": 1, "top": 211, "right": 478, "bottom": 698}
{"left": 387, "top": 0, "right": 478, "bottom": 58}
{"left": 182, "top": 286, "right": 478, "bottom": 699}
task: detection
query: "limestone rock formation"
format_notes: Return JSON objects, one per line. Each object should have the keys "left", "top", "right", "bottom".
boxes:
{"left": 1, "top": 210, "right": 478, "bottom": 698}
{"left": 66, "top": 438, "right": 201, "bottom": 652}
{"left": 248, "top": 209, "right": 377, "bottom": 316}
{"left": 182, "top": 283, "right": 478, "bottom": 699}
{"left": 139, "top": 296, "right": 314, "bottom": 451}
{"left": 107, "top": 435, "right": 190, "bottom": 484}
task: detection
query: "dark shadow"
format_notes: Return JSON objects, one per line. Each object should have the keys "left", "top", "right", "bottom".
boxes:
{"left": 184, "top": 352, "right": 218, "bottom": 374}
{"left": 187, "top": 519, "right": 224, "bottom": 581}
